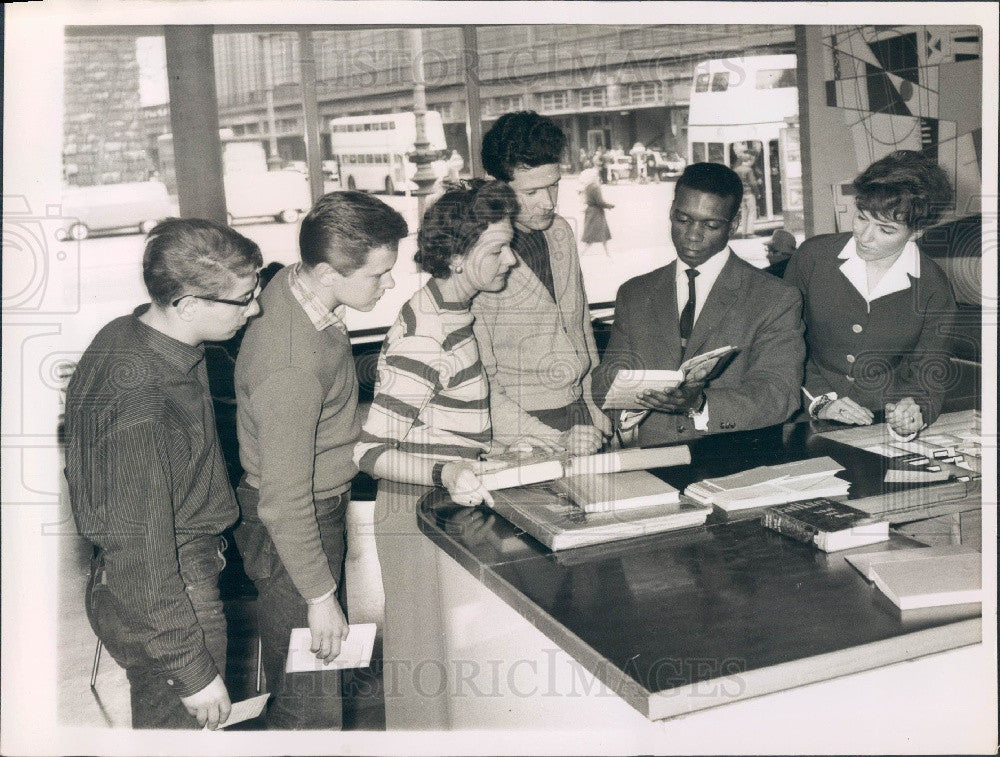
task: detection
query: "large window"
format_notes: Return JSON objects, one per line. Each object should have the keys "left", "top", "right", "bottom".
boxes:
{"left": 538, "top": 90, "right": 572, "bottom": 112}
{"left": 579, "top": 87, "right": 607, "bottom": 109}
{"left": 627, "top": 81, "right": 663, "bottom": 105}
{"left": 61, "top": 24, "right": 803, "bottom": 341}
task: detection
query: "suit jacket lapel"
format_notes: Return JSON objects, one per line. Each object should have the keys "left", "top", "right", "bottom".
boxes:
{"left": 684, "top": 254, "right": 744, "bottom": 359}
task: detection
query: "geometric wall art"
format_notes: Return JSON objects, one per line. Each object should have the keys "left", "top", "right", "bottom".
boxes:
{"left": 823, "top": 25, "right": 982, "bottom": 215}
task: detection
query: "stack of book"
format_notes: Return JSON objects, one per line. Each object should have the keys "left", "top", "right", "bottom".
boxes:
{"left": 482, "top": 446, "right": 709, "bottom": 551}
{"left": 761, "top": 497, "right": 889, "bottom": 552}
{"left": 490, "top": 481, "right": 711, "bottom": 551}
{"left": 685, "top": 456, "right": 849, "bottom": 512}
{"left": 845, "top": 547, "right": 982, "bottom": 610}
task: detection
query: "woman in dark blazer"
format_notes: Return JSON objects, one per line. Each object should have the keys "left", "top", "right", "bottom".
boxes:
{"left": 784, "top": 150, "right": 956, "bottom": 438}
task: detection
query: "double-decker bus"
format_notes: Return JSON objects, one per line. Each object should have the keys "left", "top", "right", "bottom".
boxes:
{"left": 329, "top": 111, "right": 448, "bottom": 195}
{"left": 687, "top": 54, "right": 802, "bottom": 231}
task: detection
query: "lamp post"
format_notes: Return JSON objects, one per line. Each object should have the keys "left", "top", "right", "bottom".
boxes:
{"left": 259, "top": 33, "right": 282, "bottom": 170}
{"left": 408, "top": 29, "right": 438, "bottom": 219}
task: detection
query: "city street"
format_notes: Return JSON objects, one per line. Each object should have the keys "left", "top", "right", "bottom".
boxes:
{"left": 67, "top": 178, "right": 772, "bottom": 352}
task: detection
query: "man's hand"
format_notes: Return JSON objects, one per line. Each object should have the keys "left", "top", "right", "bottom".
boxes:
{"left": 179, "top": 674, "right": 231, "bottom": 730}
{"left": 307, "top": 593, "right": 349, "bottom": 664}
{"left": 559, "top": 424, "right": 605, "bottom": 455}
{"left": 636, "top": 382, "right": 706, "bottom": 415}
{"left": 886, "top": 397, "right": 923, "bottom": 436}
{"left": 818, "top": 396, "right": 874, "bottom": 426}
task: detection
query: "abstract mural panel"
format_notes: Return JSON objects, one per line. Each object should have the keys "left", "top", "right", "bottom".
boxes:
{"left": 822, "top": 25, "right": 982, "bottom": 215}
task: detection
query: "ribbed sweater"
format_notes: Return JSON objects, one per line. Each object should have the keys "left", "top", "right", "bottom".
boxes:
{"left": 235, "top": 267, "right": 360, "bottom": 600}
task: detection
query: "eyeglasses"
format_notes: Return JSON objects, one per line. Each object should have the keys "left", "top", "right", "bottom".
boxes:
{"left": 171, "top": 272, "right": 260, "bottom": 308}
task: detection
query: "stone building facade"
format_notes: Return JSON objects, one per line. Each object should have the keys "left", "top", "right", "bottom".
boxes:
{"left": 63, "top": 35, "right": 153, "bottom": 186}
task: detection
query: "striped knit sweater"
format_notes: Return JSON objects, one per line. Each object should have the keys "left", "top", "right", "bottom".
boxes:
{"left": 355, "top": 278, "right": 492, "bottom": 475}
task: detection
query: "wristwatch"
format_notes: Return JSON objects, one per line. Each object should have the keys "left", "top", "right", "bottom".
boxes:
{"left": 809, "top": 392, "right": 838, "bottom": 419}
{"left": 431, "top": 461, "right": 446, "bottom": 488}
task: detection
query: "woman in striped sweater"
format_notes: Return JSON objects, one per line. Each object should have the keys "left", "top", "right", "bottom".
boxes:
{"left": 355, "top": 181, "right": 528, "bottom": 506}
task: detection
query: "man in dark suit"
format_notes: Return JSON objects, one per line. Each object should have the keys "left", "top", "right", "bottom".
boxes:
{"left": 593, "top": 162, "right": 805, "bottom": 446}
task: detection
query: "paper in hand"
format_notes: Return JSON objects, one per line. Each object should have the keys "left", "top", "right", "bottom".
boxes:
{"left": 215, "top": 693, "right": 269, "bottom": 729}
{"left": 285, "top": 623, "right": 377, "bottom": 673}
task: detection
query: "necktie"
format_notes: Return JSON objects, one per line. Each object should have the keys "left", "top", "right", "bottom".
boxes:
{"left": 679, "top": 267, "right": 699, "bottom": 354}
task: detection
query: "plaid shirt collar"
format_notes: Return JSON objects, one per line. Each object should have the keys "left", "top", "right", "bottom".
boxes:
{"left": 288, "top": 263, "right": 349, "bottom": 335}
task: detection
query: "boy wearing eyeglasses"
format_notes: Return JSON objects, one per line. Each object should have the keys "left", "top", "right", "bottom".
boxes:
{"left": 232, "top": 192, "right": 407, "bottom": 729}
{"left": 64, "top": 218, "right": 264, "bottom": 729}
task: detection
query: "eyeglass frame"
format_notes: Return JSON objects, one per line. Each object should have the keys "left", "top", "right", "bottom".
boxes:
{"left": 171, "top": 272, "right": 261, "bottom": 308}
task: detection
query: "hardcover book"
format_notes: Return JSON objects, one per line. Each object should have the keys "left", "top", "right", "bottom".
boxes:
{"left": 490, "top": 480, "right": 710, "bottom": 551}
{"left": 845, "top": 544, "right": 978, "bottom": 581}
{"left": 869, "top": 552, "right": 982, "bottom": 610}
{"left": 762, "top": 497, "right": 889, "bottom": 553}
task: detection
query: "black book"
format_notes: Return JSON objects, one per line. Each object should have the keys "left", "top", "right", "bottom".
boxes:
{"left": 762, "top": 497, "right": 889, "bottom": 553}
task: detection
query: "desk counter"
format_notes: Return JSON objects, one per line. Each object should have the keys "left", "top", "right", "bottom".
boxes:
{"left": 371, "top": 418, "right": 991, "bottom": 751}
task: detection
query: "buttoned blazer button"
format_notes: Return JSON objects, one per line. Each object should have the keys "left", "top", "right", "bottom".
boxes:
{"left": 846, "top": 354, "right": 856, "bottom": 363}
{"left": 167, "top": 679, "right": 174, "bottom": 686}
{"left": 852, "top": 324, "right": 863, "bottom": 333}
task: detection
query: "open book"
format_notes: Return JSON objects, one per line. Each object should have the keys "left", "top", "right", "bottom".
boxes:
{"left": 601, "top": 345, "right": 738, "bottom": 411}
{"left": 479, "top": 445, "right": 691, "bottom": 492}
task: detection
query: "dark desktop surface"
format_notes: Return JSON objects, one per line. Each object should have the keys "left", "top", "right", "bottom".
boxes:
{"left": 416, "top": 420, "right": 982, "bottom": 702}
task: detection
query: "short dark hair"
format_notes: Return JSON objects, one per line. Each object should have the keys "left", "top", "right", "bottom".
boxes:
{"left": 143, "top": 218, "right": 263, "bottom": 307}
{"left": 481, "top": 111, "right": 566, "bottom": 182}
{"left": 853, "top": 150, "right": 952, "bottom": 230}
{"left": 299, "top": 191, "right": 408, "bottom": 273}
{"left": 415, "top": 180, "right": 518, "bottom": 279}
{"left": 675, "top": 163, "right": 743, "bottom": 219}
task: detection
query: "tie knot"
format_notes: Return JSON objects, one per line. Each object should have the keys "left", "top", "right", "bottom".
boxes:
{"left": 685, "top": 268, "right": 699, "bottom": 282}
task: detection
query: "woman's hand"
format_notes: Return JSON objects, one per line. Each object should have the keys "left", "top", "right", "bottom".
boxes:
{"left": 441, "top": 460, "right": 506, "bottom": 508}
{"left": 504, "top": 435, "right": 566, "bottom": 456}
{"left": 817, "top": 396, "right": 874, "bottom": 425}
{"left": 886, "top": 397, "right": 924, "bottom": 437}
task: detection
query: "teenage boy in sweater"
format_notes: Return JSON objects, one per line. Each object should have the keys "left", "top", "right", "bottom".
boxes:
{"left": 234, "top": 192, "right": 407, "bottom": 729}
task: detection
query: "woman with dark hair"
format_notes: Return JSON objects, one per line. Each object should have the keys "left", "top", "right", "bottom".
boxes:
{"left": 354, "top": 181, "right": 526, "bottom": 506}
{"left": 785, "top": 150, "right": 957, "bottom": 438}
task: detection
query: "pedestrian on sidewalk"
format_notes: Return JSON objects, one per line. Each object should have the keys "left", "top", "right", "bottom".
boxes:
{"left": 580, "top": 167, "right": 614, "bottom": 255}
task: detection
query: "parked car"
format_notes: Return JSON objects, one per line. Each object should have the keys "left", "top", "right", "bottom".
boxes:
{"left": 647, "top": 150, "right": 686, "bottom": 180}
{"left": 56, "top": 180, "right": 174, "bottom": 240}
{"left": 224, "top": 169, "right": 311, "bottom": 224}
